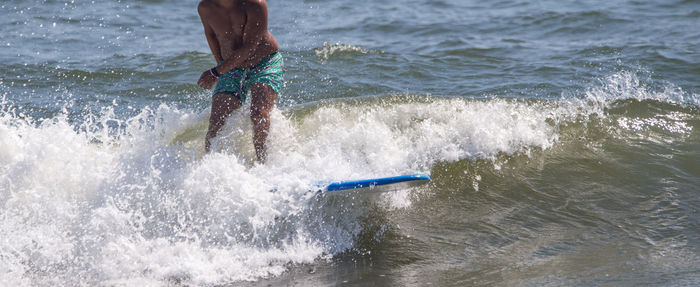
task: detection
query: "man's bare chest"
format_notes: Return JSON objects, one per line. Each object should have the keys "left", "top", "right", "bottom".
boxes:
{"left": 208, "top": 9, "right": 247, "bottom": 40}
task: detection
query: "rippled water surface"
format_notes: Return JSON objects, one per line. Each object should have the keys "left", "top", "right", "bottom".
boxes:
{"left": 1, "top": 0, "right": 699, "bottom": 286}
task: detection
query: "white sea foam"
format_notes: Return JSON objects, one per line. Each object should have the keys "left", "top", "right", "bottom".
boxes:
{"left": 0, "top": 98, "right": 560, "bottom": 285}
{"left": 0, "top": 71, "right": 696, "bottom": 285}
{"left": 314, "top": 42, "right": 381, "bottom": 60}
{"left": 573, "top": 71, "right": 700, "bottom": 111}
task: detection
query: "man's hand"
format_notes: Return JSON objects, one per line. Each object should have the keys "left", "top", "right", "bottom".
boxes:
{"left": 197, "top": 70, "right": 217, "bottom": 89}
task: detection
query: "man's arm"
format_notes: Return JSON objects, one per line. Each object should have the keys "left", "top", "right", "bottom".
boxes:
{"left": 215, "top": 0, "right": 269, "bottom": 74}
{"left": 198, "top": 2, "right": 223, "bottom": 63}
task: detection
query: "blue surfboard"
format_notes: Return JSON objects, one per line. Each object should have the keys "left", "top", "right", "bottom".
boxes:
{"left": 313, "top": 174, "right": 431, "bottom": 193}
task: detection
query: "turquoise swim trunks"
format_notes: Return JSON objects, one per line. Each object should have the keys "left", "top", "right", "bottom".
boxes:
{"left": 212, "top": 52, "right": 285, "bottom": 103}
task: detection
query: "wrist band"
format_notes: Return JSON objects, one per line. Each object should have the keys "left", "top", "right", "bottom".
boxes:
{"left": 209, "top": 67, "right": 221, "bottom": 78}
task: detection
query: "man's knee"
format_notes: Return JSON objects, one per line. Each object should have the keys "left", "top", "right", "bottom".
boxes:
{"left": 250, "top": 105, "right": 271, "bottom": 124}
{"left": 209, "top": 109, "right": 228, "bottom": 126}
{"left": 211, "top": 93, "right": 241, "bottom": 121}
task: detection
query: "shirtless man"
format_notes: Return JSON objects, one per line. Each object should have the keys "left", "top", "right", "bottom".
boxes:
{"left": 196, "top": 0, "right": 284, "bottom": 162}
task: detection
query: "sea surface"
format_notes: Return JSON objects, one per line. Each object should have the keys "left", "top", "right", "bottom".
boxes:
{"left": 1, "top": 0, "right": 699, "bottom": 286}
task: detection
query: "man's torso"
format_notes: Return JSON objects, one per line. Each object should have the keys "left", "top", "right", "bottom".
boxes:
{"left": 199, "top": 0, "right": 278, "bottom": 67}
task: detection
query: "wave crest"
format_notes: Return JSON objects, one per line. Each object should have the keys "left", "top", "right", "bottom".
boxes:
{"left": 314, "top": 42, "right": 382, "bottom": 60}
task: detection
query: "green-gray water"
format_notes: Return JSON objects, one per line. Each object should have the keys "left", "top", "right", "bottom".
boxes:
{"left": 1, "top": 0, "right": 699, "bottom": 286}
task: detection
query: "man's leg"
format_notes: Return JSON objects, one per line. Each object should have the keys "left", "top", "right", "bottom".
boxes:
{"left": 205, "top": 93, "right": 242, "bottom": 152}
{"left": 249, "top": 82, "right": 278, "bottom": 162}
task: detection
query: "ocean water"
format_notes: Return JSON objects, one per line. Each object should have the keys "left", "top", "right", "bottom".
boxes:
{"left": 1, "top": 0, "right": 699, "bottom": 286}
